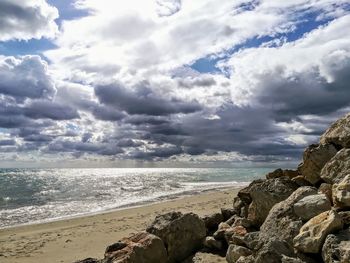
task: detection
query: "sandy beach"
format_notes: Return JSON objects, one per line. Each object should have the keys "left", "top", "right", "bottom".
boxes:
{"left": 0, "top": 187, "right": 240, "bottom": 263}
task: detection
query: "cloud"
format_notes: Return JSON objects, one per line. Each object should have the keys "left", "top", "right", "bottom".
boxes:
{"left": 156, "top": 0, "right": 182, "bottom": 17}
{"left": 95, "top": 83, "right": 202, "bottom": 116}
{"left": 24, "top": 100, "right": 80, "bottom": 120}
{"left": 0, "top": 55, "right": 56, "bottom": 100}
{"left": 0, "top": 0, "right": 58, "bottom": 41}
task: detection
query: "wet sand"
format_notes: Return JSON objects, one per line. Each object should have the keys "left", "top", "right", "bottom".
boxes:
{"left": 0, "top": 187, "right": 240, "bottom": 263}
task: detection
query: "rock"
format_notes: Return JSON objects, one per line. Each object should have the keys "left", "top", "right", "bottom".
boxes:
{"left": 225, "top": 215, "right": 237, "bottom": 225}
{"left": 213, "top": 222, "right": 231, "bottom": 240}
{"left": 259, "top": 187, "right": 318, "bottom": 249}
{"left": 243, "top": 231, "right": 260, "bottom": 250}
{"left": 74, "top": 259, "right": 101, "bottom": 263}
{"left": 182, "top": 252, "right": 226, "bottom": 263}
{"left": 293, "top": 194, "right": 331, "bottom": 221}
{"left": 104, "top": 232, "right": 167, "bottom": 263}
{"left": 333, "top": 174, "right": 350, "bottom": 209}
{"left": 320, "top": 112, "right": 350, "bottom": 148}
{"left": 318, "top": 183, "right": 333, "bottom": 202}
{"left": 232, "top": 196, "right": 245, "bottom": 215}
{"left": 293, "top": 210, "right": 343, "bottom": 254}
{"left": 226, "top": 244, "right": 252, "bottom": 263}
{"left": 266, "top": 168, "right": 284, "bottom": 179}
{"left": 238, "top": 180, "right": 264, "bottom": 205}
{"left": 298, "top": 144, "right": 338, "bottom": 184}
{"left": 203, "top": 236, "right": 223, "bottom": 251}
{"left": 236, "top": 255, "right": 255, "bottom": 263}
{"left": 320, "top": 148, "right": 350, "bottom": 184}
{"left": 232, "top": 217, "right": 253, "bottom": 229}
{"left": 247, "top": 177, "right": 299, "bottom": 226}
{"left": 322, "top": 228, "right": 350, "bottom": 263}
{"left": 146, "top": 212, "right": 206, "bottom": 263}
{"left": 339, "top": 211, "right": 350, "bottom": 225}
{"left": 221, "top": 208, "right": 236, "bottom": 221}
{"left": 281, "top": 255, "right": 312, "bottom": 263}
{"left": 202, "top": 212, "right": 224, "bottom": 232}
{"left": 255, "top": 240, "right": 293, "bottom": 263}
{"left": 291, "top": 176, "right": 312, "bottom": 187}
{"left": 283, "top": 169, "right": 299, "bottom": 179}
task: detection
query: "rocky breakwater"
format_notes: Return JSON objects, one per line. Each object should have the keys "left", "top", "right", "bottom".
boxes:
{"left": 75, "top": 113, "right": 350, "bottom": 263}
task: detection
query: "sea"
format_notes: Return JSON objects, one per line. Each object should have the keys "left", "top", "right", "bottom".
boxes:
{"left": 0, "top": 167, "right": 272, "bottom": 229}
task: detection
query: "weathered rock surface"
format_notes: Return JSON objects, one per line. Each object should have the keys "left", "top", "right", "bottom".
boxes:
{"left": 293, "top": 210, "right": 343, "bottom": 254}
{"left": 226, "top": 244, "right": 252, "bottom": 263}
{"left": 321, "top": 149, "right": 350, "bottom": 184}
{"left": 74, "top": 258, "right": 101, "bottom": 263}
{"left": 333, "top": 174, "right": 350, "bottom": 209}
{"left": 202, "top": 212, "right": 224, "bottom": 232}
{"left": 255, "top": 240, "right": 293, "bottom": 263}
{"left": 339, "top": 211, "right": 350, "bottom": 226}
{"left": 320, "top": 112, "right": 350, "bottom": 148}
{"left": 246, "top": 177, "right": 299, "bottom": 226}
{"left": 291, "top": 176, "right": 312, "bottom": 187}
{"left": 203, "top": 236, "right": 223, "bottom": 251}
{"left": 104, "top": 232, "right": 167, "bottom": 263}
{"left": 259, "top": 187, "right": 318, "bottom": 248}
{"left": 322, "top": 228, "right": 350, "bottom": 263}
{"left": 293, "top": 194, "right": 331, "bottom": 221}
{"left": 298, "top": 144, "right": 338, "bottom": 184}
{"left": 318, "top": 183, "right": 333, "bottom": 203}
{"left": 182, "top": 252, "right": 226, "bottom": 263}
{"left": 266, "top": 168, "right": 284, "bottom": 179}
{"left": 213, "top": 222, "right": 231, "bottom": 240}
{"left": 146, "top": 212, "right": 206, "bottom": 263}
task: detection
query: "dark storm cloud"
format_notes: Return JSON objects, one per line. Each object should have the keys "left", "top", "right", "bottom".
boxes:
{"left": 131, "top": 145, "right": 183, "bottom": 160}
{"left": 95, "top": 83, "right": 202, "bottom": 116}
{"left": 91, "top": 105, "right": 125, "bottom": 121}
{"left": 124, "top": 115, "right": 170, "bottom": 125}
{"left": 0, "top": 139, "right": 16, "bottom": 146}
{"left": 0, "top": 56, "right": 56, "bottom": 100}
{"left": 253, "top": 64, "right": 350, "bottom": 122}
{"left": 24, "top": 100, "right": 80, "bottom": 120}
{"left": 0, "top": 0, "right": 58, "bottom": 41}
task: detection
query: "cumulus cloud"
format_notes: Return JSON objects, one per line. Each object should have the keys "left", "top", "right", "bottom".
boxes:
{"left": 95, "top": 83, "right": 202, "bottom": 116}
{"left": 0, "top": 0, "right": 58, "bottom": 41}
{"left": 0, "top": 55, "right": 56, "bottom": 100}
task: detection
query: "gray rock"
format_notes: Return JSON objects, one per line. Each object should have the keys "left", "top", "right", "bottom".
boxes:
{"left": 104, "top": 232, "right": 167, "bottom": 263}
{"left": 255, "top": 240, "right": 293, "bottom": 263}
{"left": 293, "top": 194, "right": 331, "bottom": 221}
{"left": 247, "top": 177, "right": 299, "bottom": 227}
{"left": 203, "top": 236, "right": 223, "bottom": 251}
{"left": 259, "top": 187, "right": 318, "bottom": 249}
{"left": 293, "top": 210, "right": 343, "bottom": 254}
{"left": 298, "top": 144, "right": 337, "bottom": 184}
{"left": 213, "top": 222, "right": 231, "bottom": 240}
{"left": 266, "top": 168, "right": 284, "bottom": 179}
{"left": 226, "top": 244, "right": 252, "bottom": 263}
{"left": 235, "top": 255, "right": 255, "bottom": 263}
{"left": 146, "top": 212, "right": 206, "bottom": 263}
{"left": 333, "top": 174, "right": 350, "bottom": 209}
{"left": 221, "top": 208, "right": 236, "bottom": 221}
{"left": 291, "top": 176, "right": 312, "bottom": 187}
{"left": 339, "top": 211, "right": 350, "bottom": 226}
{"left": 202, "top": 212, "right": 224, "bottom": 232}
{"left": 320, "top": 112, "right": 350, "bottom": 148}
{"left": 243, "top": 231, "right": 260, "bottom": 250}
{"left": 74, "top": 258, "right": 102, "bottom": 263}
{"left": 281, "top": 255, "right": 314, "bottom": 263}
{"left": 322, "top": 228, "right": 350, "bottom": 263}
{"left": 321, "top": 148, "right": 350, "bottom": 184}
{"left": 182, "top": 252, "right": 226, "bottom": 263}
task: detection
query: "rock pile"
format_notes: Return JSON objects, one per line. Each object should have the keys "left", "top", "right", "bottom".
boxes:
{"left": 75, "top": 113, "right": 350, "bottom": 263}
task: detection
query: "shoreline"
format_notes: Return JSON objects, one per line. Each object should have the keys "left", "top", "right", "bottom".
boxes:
{"left": 0, "top": 187, "right": 240, "bottom": 263}
{"left": 0, "top": 184, "right": 245, "bottom": 231}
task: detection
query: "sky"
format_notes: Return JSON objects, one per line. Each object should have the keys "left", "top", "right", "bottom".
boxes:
{"left": 0, "top": 0, "right": 350, "bottom": 168}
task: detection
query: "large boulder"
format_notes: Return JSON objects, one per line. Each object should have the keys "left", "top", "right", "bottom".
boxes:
{"left": 202, "top": 212, "right": 224, "bottom": 233}
{"left": 104, "top": 232, "right": 167, "bottom": 263}
{"left": 146, "top": 212, "right": 206, "bottom": 263}
{"left": 298, "top": 144, "right": 337, "bottom": 184}
{"left": 293, "top": 210, "right": 343, "bottom": 254}
{"left": 322, "top": 228, "right": 350, "bottom": 263}
{"left": 320, "top": 112, "right": 350, "bottom": 148}
{"left": 293, "top": 194, "right": 331, "bottom": 221}
{"left": 333, "top": 174, "right": 350, "bottom": 209}
{"left": 246, "top": 177, "right": 299, "bottom": 226}
{"left": 259, "top": 187, "right": 318, "bottom": 249}
{"left": 182, "top": 252, "right": 226, "bottom": 263}
{"left": 320, "top": 149, "right": 350, "bottom": 184}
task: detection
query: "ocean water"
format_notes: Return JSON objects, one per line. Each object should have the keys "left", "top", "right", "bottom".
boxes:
{"left": 0, "top": 167, "right": 271, "bottom": 228}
